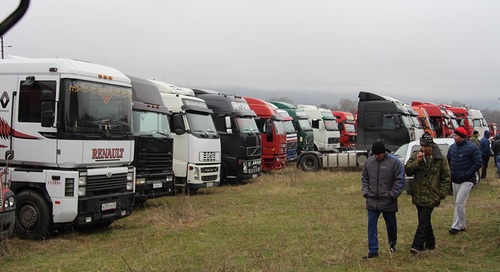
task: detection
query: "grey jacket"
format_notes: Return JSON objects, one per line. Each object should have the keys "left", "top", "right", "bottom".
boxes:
{"left": 362, "top": 153, "right": 405, "bottom": 212}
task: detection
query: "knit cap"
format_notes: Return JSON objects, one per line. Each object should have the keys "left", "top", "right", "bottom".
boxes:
{"left": 454, "top": 127, "right": 467, "bottom": 138}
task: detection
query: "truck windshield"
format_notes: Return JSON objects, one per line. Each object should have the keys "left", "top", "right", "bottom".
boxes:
{"left": 132, "top": 111, "right": 171, "bottom": 137}
{"left": 401, "top": 116, "right": 412, "bottom": 128}
{"left": 298, "top": 119, "right": 312, "bottom": 131}
{"left": 186, "top": 112, "right": 218, "bottom": 138}
{"left": 324, "top": 119, "right": 339, "bottom": 131}
{"left": 345, "top": 123, "right": 356, "bottom": 133}
{"left": 62, "top": 79, "right": 132, "bottom": 134}
{"left": 283, "top": 120, "right": 295, "bottom": 134}
{"left": 273, "top": 120, "right": 285, "bottom": 135}
{"left": 236, "top": 116, "right": 260, "bottom": 134}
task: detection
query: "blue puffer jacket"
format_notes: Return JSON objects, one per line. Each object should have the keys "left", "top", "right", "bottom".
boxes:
{"left": 480, "top": 130, "right": 491, "bottom": 156}
{"left": 447, "top": 139, "right": 482, "bottom": 184}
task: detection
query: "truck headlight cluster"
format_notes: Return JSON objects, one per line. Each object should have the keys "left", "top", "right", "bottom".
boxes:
{"left": 4, "top": 196, "right": 15, "bottom": 208}
{"left": 136, "top": 178, "right": 146, "bottom": 185}
{"left": 78, "top": 174, "right": 87, "bottom": 196}
{"left": 193, "top": 167, "right": 200, "bottom": 179}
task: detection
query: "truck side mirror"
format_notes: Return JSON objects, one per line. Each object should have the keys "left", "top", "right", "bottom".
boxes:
{"left": 41, "top": 101, "right": 55, "bottom": 127}
{"left": 225, "top": 116, "right": 232, "bottom": 134}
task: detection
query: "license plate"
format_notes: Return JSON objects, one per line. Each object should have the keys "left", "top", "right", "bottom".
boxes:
{"left": 102, "top": 202, "right": 116, "bottom": 211}
{"left": 252, "top": 174, "right": 258, "bottom": 179}
{"left": 153, "top": 182, "right": 163, "bottom": 188}
{"left": 206, "top": 182, "right": 214, "bottom": 188}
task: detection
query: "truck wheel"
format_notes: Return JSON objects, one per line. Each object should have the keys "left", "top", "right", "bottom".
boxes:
{"left": 298, "top": 153, "right": 320, "bottom": 172}
{"left": 15, "top": 190, "right": 53, "bottom": 240}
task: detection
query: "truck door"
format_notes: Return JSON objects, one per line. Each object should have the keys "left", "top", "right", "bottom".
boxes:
{"left": 11, "top": 77, "right": 58, "bottom": 166}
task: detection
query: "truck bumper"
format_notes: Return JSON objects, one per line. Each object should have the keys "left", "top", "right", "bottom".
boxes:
{"left": 76, "top": 192, "right": 135, "bottom": 226}
{"left": 135, "top": 178, "right": 174, "bottom": 201}
{"left": 0, "top": 209, "right": 15, "bottom": 239}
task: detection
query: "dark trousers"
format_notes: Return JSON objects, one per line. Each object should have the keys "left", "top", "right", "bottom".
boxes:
{"left": 411, "top": 206, "right": 435, "bottom": 250}
{"left": 367, "top": 209, "right": 397, "bottom": 254}
{"left": 481, "top": 155, "right": 490, "bottom": 178}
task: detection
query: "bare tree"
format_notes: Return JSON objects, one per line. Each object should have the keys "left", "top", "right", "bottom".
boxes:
{"left": 337, "top": 98, "right": 357, "bottom": 113}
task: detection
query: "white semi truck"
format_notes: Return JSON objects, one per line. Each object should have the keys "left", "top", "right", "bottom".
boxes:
{"left": 151, "top": 81, "right": 221, "bottom": 193}
{"left": 296, "top": 105, "right": 341, "bottom": 152}
{"left": 0, "top": 58, "right": 135, "bottom": 239}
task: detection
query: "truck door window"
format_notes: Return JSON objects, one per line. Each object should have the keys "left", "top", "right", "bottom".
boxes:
{"left": 382, "top": 115, "right": 396, "bottom": 129}
{"left": 18, "top": 80, "right": 56, "bottom": 123}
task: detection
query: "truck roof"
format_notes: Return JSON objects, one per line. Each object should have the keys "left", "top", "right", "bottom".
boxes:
{"left": 195, "top": 92, "right": 256, "bottom": 117}
{"left": 244, "top": 96, "right": 281, "bottom": 119}
{"left": 0, "top": 57, "right": 130, "bottom": 85}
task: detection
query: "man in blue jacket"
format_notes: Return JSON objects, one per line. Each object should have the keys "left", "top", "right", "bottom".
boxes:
{"left": 479, "top": 130, "right": 491, "bottom": 179}
{"left": 361, "top": 141, "right": 404, "bottom": 259}
{"left": 447, "top": 126, "right": 482, "bottom": 234}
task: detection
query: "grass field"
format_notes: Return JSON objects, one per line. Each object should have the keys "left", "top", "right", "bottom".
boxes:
{"left": 1, "top": 162, "right": 499, "bottom": 271}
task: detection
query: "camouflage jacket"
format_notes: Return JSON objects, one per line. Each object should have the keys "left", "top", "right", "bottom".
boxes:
{"left": 404, "top": 144, "right": 451, "bottom": 207}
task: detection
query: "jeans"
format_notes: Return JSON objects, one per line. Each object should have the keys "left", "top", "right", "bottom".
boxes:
{"left": 481, "top": 155, "right": 490, "bottom": 178}
{"left": 367, "top": 209, "right": 397, "bottom": 254}
{"left": 451, "top": 182, "right": 473, "bottom": 230}
{"left": 496, "top": 155, "right": 500, "bottom": 178}
{"left": 411, "top": 206, "right": 435, "bottom": 250}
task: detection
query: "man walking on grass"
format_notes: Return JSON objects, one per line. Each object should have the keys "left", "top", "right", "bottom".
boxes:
{"left": 447, "top": 126, "right": 482, "bottom": 235}
{"left": 405, "top": 133, "right": 450, "bottom": 255}
{"left": 361, "top": 141, "right": 405, "bottom": 259}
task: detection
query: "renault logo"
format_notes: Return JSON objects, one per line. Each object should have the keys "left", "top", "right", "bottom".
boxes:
{"left": 106, "top": 168, "right": 113, "bottom": 178}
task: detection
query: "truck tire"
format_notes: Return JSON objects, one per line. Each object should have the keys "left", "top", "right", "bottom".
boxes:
{"left": 298, "top": 153, "right": 320, "bottom": 172}
{"left": 15, "top": 190, "right": 53, "bottom": 240}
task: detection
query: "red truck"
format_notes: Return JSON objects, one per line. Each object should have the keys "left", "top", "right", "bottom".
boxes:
{"left": 244, "top": 97, "right": 287, "bottom": 171}
{"left": 332, "top": 111, "right": 356, "bottom": 148}
{"left": 440, "top": 105, "right": 472, "bottom": 137}
{"left": 412, "top": 101, "right": 453, "bottom": 138}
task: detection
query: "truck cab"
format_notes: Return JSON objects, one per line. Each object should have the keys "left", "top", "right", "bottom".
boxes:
{"left": 129, "top": 75, "right": 174, "bottom": 203}
{"left": 152, "top": 81, "right": 221, "bottom": 193}
{"left": 276, "top": 109, "right": 298, "bottom": 161}
{"left": 332, "top": 111, "right": 357, "bottom": 149}
{"left": 270, "top": 101, "right": 314, "bottom": 153}
{"left": 411, "top": 106, "right": 436, "bottom": 138}
{"left": 193, "top": 90, "right": 262, "bottom": 183}
{"left": 357, "top": 91, "right": 415, "bottom": 152}
{"left": 244, "top": 97, "right": 287, "bottom": 171}
{"left": 296, "top": 105, "right": 340, "bottom": 152}
{"left": 0, "top": 58, "right": 135, "bottom": 239}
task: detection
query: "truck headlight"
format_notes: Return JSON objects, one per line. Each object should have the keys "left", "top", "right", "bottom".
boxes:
{"left": 79, "top": 176, "right": 87, "bottom": 186}
{"left": 7, "top": 196, "right": 15, "bottom": 208}
{"left": 136, "top": 178, "right": 146, "bottom": 185}
{"left": 127, "top": 181, "right": 134, "bottom": 191}
{"left": 78, "top": 187, "right": 86, "bottom": 196}
{"left": 193, "top": 167, "right": 200, "bottom": 179}
{"left": 127, "top": 172, "right": 134, "bottom": 181}
{"left": 166, "top": 175, "right": 173, "bottom": 182}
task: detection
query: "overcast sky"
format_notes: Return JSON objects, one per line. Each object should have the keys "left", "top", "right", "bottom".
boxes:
{"left": 2, "top": 0, "right": 499, "bottom": 109}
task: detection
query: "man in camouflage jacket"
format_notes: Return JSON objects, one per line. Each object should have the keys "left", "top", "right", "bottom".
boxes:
{"left": 405, "top": 133, "right": 450, "bottom": 254}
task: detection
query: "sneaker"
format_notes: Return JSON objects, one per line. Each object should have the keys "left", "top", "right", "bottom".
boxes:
{"left": 390, "top": 246, "right": 397, "bottom": 253}
{"left": 362, "top": 253, "right": 379, "bottom": 259}
{"left": 410, "top": 247, "right": 421, "bottom": 255}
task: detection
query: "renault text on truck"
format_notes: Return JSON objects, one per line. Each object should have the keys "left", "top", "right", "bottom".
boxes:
{"left": 269, "top": 101, "right": 314, "bottom": 153}
{"left": 193, "top": 90, "right": 262, "bottom": 183}
{"left": 129, "top": 75, "right": 174, "bottom": 203}
{"left": 357, "top": 91, "right": 415, "bottom": 152}
{"left": 244, "top": 97, "right": 287, "bottom": 171}
{"left": 296, "top": 105, "right": 340, "bottom": 152}
{"left": 152, "top": 81, "right": 221, "bottom": 193}
{"left": 0, "top": 58, "right": 135, "bottom": 239}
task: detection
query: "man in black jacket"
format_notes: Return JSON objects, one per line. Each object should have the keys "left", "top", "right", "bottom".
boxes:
{"left": 361, "top": 141, "right": 405, "bottom": 259}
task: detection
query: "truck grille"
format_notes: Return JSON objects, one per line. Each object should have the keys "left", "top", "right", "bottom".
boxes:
{"left": 202, "top": 175, "right": 218, "bottom": 181}
{"left": 86, "top": 173, "right": 128, "bottom": 196}
{"left": 200, "top": 152, "right": 219, "bottom": 162}
{"left": 246, "top": 146, "right": 262, "bottom": 156}
{"left": 304, "top": 138, "right": 314, "bottom": 145}
{"left": 137, "top": 151, "right": 173, "bottom": 173}
{"left": 287, "top": 141, "right": 298, "bottom": 149}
